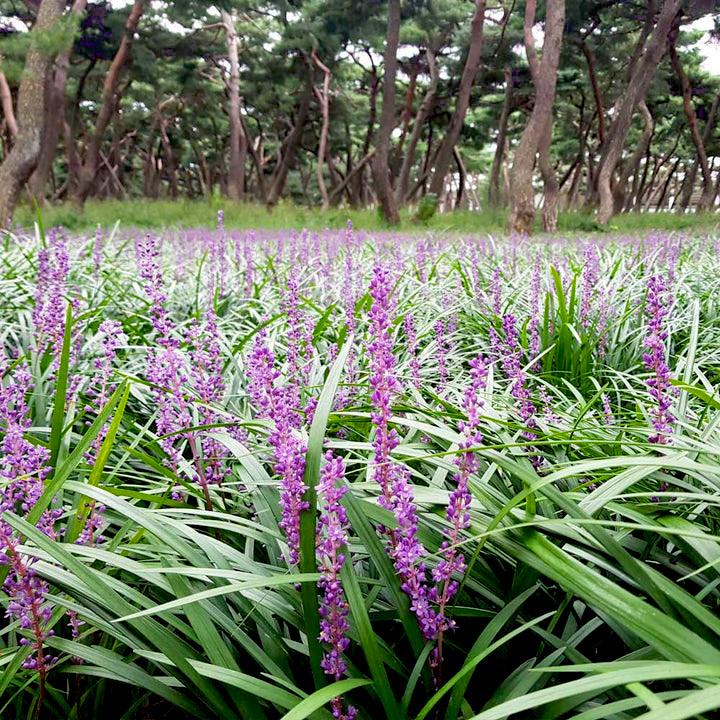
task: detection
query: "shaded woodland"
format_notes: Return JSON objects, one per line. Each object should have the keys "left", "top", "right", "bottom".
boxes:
{"left": 0, "top": 0, "right": 718, "bottom": 232}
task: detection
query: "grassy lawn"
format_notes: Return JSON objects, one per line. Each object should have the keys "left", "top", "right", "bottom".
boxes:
{"left": 15, "top": 198, "right": 720, "bottom": 234}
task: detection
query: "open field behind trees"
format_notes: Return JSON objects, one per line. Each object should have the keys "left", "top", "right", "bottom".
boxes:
{"left": 0, "top": 1, "right": 719, "bottom": 230}
{"left": 2, "top": 222, "right": 720, "bottom": 718}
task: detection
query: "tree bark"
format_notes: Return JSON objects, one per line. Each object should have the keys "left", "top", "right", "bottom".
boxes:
{"left": 596, "top": 0, "right": 682, "bottom": 225}
{"left": 312, "top": 50, "right": 332, "bottom": 210}
{"left": 72, "top": 0, "right": 146, "bottom": 206}
{"left": 28, "top": 0, "right": 87, "bottom": 200}
{"left": 0, "top": 69, "right": 17, "bottom": 138}
{"left": 0, "top": 0, "right": 66, "bottom": 227}
{"left": 221, "top": 9, "right": 246, "bottom": 201}
{"left": 579, "top": 39, "right": 604, "bottom": 145}
{"left": 428, "top": 0, "right": 486, "bottom": 198}
{"left": 613, "top": 99, "right": 653, "bottom": 213}
{"left": 678, "top": 91, "right": 719, "bottom": 210}
{"left": 508, "top": 0, "right": 565, "bottom": 235}
{"left": 266, "top": 63, "right": 313, "bottom": 207}
{"left": 396, "top": 46, "right": 438, "bottom": 204}
{"left": 372, "top": 0, "right": 401, "bottom": 224}
{"left": 669, "top": 34, "right": 713, "bottom": 211}
{"left": 488, "top": 66, "right": 513, "bottom": 207}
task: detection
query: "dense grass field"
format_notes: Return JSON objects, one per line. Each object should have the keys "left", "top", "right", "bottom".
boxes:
{"left": 14, "top": 198, "right": 720, "bottom": 235}
{"left": 2, "top": 219, "right": 720, "bottom": 719}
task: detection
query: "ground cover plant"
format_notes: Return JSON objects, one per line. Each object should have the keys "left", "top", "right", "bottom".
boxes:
{"left": 2, "top": 219, "right": 720, "bottom": 719}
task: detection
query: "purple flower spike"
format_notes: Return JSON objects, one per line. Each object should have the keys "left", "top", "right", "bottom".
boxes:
{"left": 316, "top": 451, "right": 357, "bottom": 720}
{"left": 643, "top": 275, "right": 675, "bottom": 444}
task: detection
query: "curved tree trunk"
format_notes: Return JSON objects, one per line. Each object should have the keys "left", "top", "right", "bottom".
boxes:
{"left": 669, "top": 34, "right": 714, "bottom": 211}
{"left": 396, "top": 46, "right": 438, "bottom": 205}
{"left": 72, "top": 0, "right": 146, "bottom": 206}
{"left": 488, "top": 66, "right": 513, "bottom": 208}
{"left": 0, "top": 0, "right": 66, "bottom": 227}
{"left": 372, "top": 0, "right": 401, "bottom": 224}
{"left": 678, "top": 91, "right": 719, "bottom": 210}
{"left": 28, "top": 0, "right": 87, "bottom": 200}
{"left": 428, "top": 0, "right": 486, "bottom": 199}
{"left": 222, "top": 9, "right": 246, "bottom": 202}
{"left": 266, "top": 64, "right": 313, "bottom": 207}
{"left": 613, "top": 99, "right": 653, "bottom": 213}
{"left": 0, "top": 68, "right": 18, "bottom": 139}
{"left": 312, "top": 50, "right": 332, "bottom": 210}
{"left": 508, "top": 0, "right": 565, "bottom": 235}
{"left": 579, "top": 39, "right": 604, "bottom": 146}
{"left": 596, "top": 0, "right": 682, "bottom": 225}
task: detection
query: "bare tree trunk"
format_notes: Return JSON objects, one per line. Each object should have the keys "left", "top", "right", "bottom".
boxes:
{"left": 596, "top": 0, "right": 682, "bottom": 225}
{"left": 221, "top": 9, "right": 246, "bottom": 201}
{"left": 579, "top": 39, "right": 604, "bottom": 145}
{"left": 613, "top": 99, "right": 653, "bottom": 213}
{"left": 266, "top": 64, "right": 313, "bottom": 207}
{"left": 669, "top": 35, "right": 713, "bottom": 211}
{"left": 678, "top": 91, "right": 718, "bottom": 210}
{"left": 655, "top": 156, "right": 681, "bottom": 210}
{"left": 428, "top": 0, "right": 486, "bottom": 198}
{"left": 508, "top": 0, "right": 565, "bottom": 234}
{"left": 158, "top": 116, "right": 178, "bottom": 198}
{"left": 453, "top": 146, "right": 466, "bottom": 209}
{"left": 312, "top": 50, "right": 332, "bottom": 210}
{"left": 241, "top": 115, "right": 266, "bottom": 202}
{"left": 397, "top": 46, "right": 438, "bottom": 205}
{"left": 28, "top": 0, "right": 87, "bottom": 199}
{"left": 72, "top": 0, "right": 146, "bottom": 206}
{"left": 372, "top": 0, "right": 401, "bottom": 224}
{"left": 0, "top": 0, "right": 65, "bottom": 227}
{"left": 0, "top": 68, "right": 17, "bottom": 138}
{"left": 489, "top": 66, "right": 513, "bottom": 207}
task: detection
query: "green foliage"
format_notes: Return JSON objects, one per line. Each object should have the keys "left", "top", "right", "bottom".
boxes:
{"left": 1, "top": 222, "right": 720, "bottom": 719}
{"left": 13, "top": 200, "right": 720, "bottom": 235}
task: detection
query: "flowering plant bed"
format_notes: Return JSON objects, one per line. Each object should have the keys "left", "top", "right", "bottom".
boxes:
{"left": 2, "top": 221, "right": 720, "bottom": 719}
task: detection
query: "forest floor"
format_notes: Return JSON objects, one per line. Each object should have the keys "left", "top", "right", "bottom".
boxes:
{"left": 14, "top": 199, "right": 720, "bottom": 235}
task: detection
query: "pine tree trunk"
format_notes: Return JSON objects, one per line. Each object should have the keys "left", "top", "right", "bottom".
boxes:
{"left": 28, "top": 0, "right": 87, "bottom": 200}
{"left": 669, "top": 34, "right": 714, "bottom": 211}
{"left": 372, "top": 0, "right": 401, "bottom": 224}
{"left": 508, "top": 0, "right": 565, "bottom": 235}
{"left": 397, "top": 46, "right": 438, "bottom": 205}
{"left": 312, "top": 50, "right": 332, "bottom": 210}
{"left": 222, "top": 10, "right": 245, "bottom": 202}
{"left": 0, "top": 0, "right": 66, "bottom": 227}
{"left": 72, "top": 0, "right": 146, "bottom": 206}
{"left": 0, "top": 68, "right": 17, "bottom": 139}
{"left": 613, "top": 99, "right": 653, "bottom": 213}
{"left": 596, "top": 0, "right": 681, "bottom": 225}
{"left": 266, "top": 65, "right": 313, "bottom": 207}
{"left": 488, "top": 66, "right": 512, "bottom": 208}
{"left": 428, "top": 0, "right": 486, "bottom": 198}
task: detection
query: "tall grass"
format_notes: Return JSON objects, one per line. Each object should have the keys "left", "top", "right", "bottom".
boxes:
{"left": 1, "top": 223, "right": 720, "bottom": 719}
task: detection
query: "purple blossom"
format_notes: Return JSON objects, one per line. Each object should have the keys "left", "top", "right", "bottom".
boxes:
{"left": 602, "top": 393, "right": 614, "bottom": 426}
{"left": 430, "top": 355, "right": 487, "bottom": 667}
{"left": 316, "top": 452, "right": 357, "bottom": 720}
{"left": 404, "top": 313, "right": 421, "bottom": 390}
{"left": 246, "top": 333, "right": 308, "bottom": 565}
{"left": 528, "top": 251, "right": 541, "bottom": 363}
{"left": 93, "top": 224, "right": 103, "bottom": 280}
{"left": 580, "top": 244, "right": 600, "bottom": 329}
{"left": 643, "top": 275, "right": 674, "bottom": 444}
{"left": 501, "top": 314, "right": 537, "bottom": 432}
{"left": 0, "top": 362, "right": 57, "bottom": 676}
{"left": 33, "top": 229, "right": 70, "bottom": 359}
{"left": 367, "top": 265, "right": 440, "bottom": 641}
